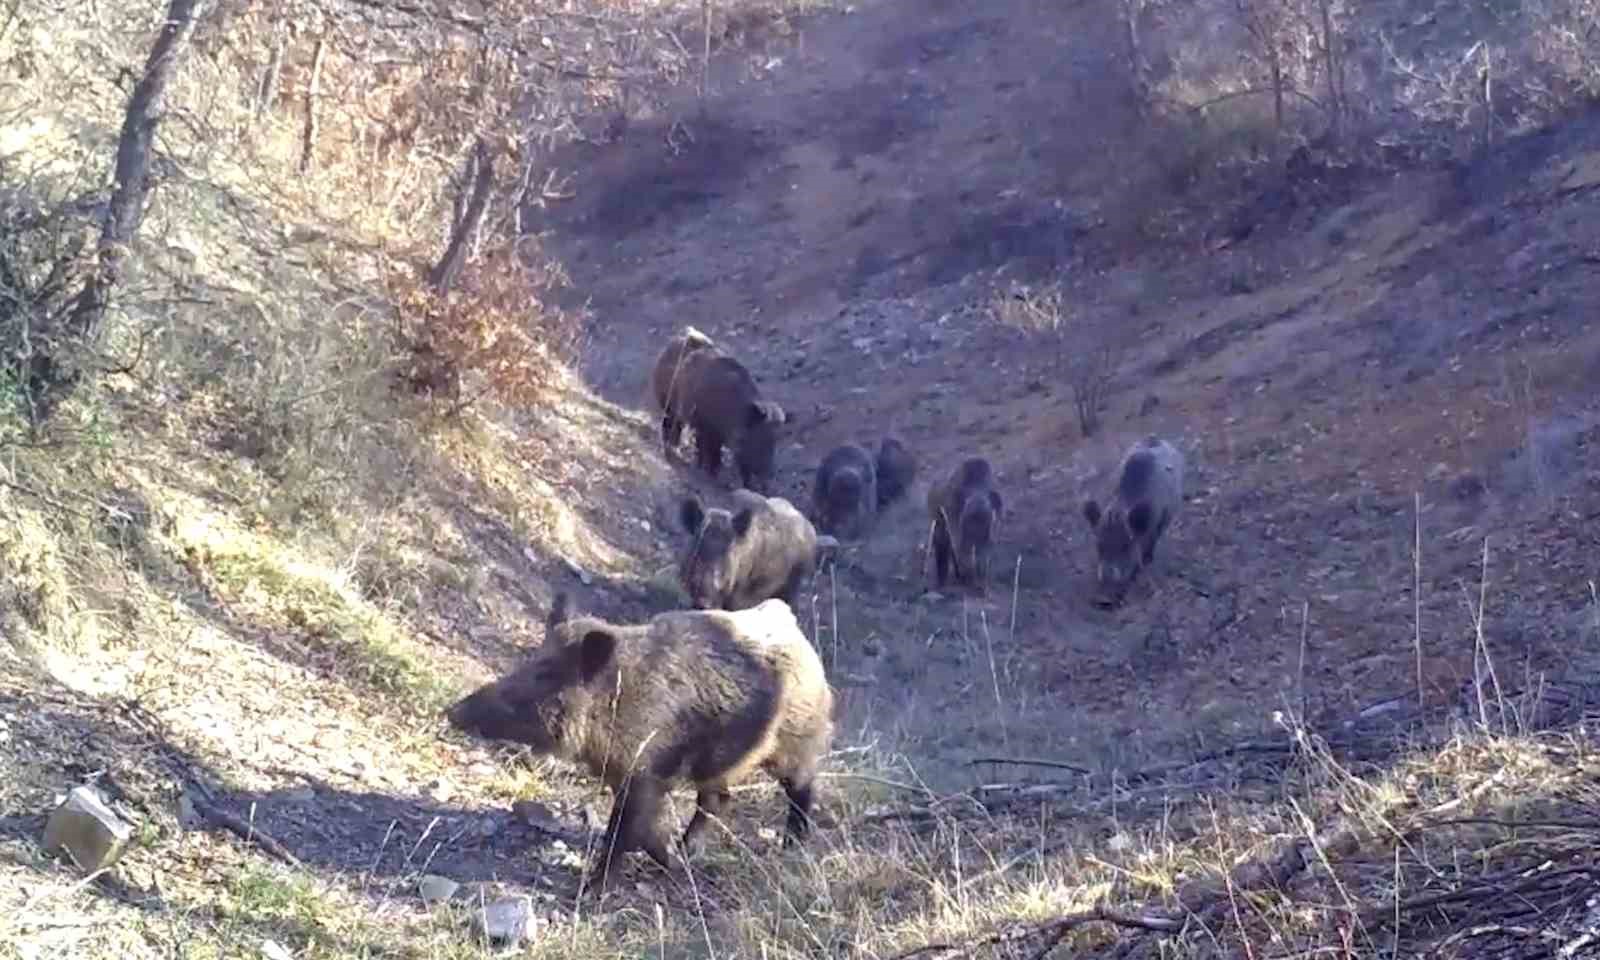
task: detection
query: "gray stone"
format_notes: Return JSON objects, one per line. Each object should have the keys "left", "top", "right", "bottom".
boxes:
{"left": 43, "top": 785, "right": 134, "bottom": 874}
{"left": 511, "top": 800, "right": 562, "bottom": 834}
{"left": 418, "top": 873, "right": 460, "bottom": 904}
{"left": 259, "top": 939, "right": 294, "bottom": 960}
{"left": 472, "top": 895, "right": 537, "bottom": 944}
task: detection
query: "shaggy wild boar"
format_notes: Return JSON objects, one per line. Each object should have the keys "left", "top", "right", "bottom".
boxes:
{"left": 1082, "top": 435, "right": 1185, "bottom": 606}
{"left": 444, "top": 594, "right": 835, "bottom": 890}
{"left": 926, "top": 457, "right": 1004, "bottom": 593}
{"left": 874, "top": 436, "right": 916, "bottom": 508}
{"left": 812, "top": 444, "right": 878, "bottom": 541}
{"left": 650, "top": 326, "right": 718, "bottom": 452}
{"left": 650, "top": 327, "right": 790, "bottom": 494}
{"left": 680, "top": 489, "right": 818, "bottom": 611}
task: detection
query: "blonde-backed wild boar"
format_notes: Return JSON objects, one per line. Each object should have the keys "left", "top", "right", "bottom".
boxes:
{"left": 680, "top": 489, "right": 818, "bottom": 611}
{"left": 812, "top": 444, "right": 878, "bottom": 541}
{"left": 1082, "top": 435, "right": 1185, "bottom": 606}
{"left": 927, "top": 456, "right": 1004, "bottom": 593}
{"left": 651, "top": 327, "right": 790, "bottom": 494}
{"left": 444, "top": 594, "right": 835, "bottom": 889}
{"left": 874, "top": 435, "right": 916, "bottom": 508}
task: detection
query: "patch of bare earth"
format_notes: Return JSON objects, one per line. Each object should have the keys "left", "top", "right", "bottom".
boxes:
{"left": 8, "top": 0, "right": 1600, "bottom": 955}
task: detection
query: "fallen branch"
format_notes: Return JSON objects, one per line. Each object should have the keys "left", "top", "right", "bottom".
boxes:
{"left": 187, "top": 790, "right": 304, "bottom": 869}
{"left": 968, "top": 756, "right": 1092, "bottom": 775}
{"left": 888, "top": 907, "right": 1185, "bottom": 960}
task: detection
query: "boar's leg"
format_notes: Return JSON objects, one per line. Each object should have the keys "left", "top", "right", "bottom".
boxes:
{"left": 1144, "top": 509, "right": 1172, "bottom": 565}
{"left": 694, "top": 428, "right": 724, "bottom": 479}
{"left": 931, "top": 515, "right": 953, "bottom": 588}
{"left": 661, "top": 411, "right": 685, "bottom": 452}
{"left": 778, "top": 772, "right": 818, "bottom": 847}
{"left": 590, "top": 776, "right": 677, "bottom": 889}
{"left": 681, "top": 786, "right": 732, "bottom": 858}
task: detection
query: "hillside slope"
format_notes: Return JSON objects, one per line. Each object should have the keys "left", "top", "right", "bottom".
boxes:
{"left": 5, "top": 0, "right": 1600, "bottom": 956}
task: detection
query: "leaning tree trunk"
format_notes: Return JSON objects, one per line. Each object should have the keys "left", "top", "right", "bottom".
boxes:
{"left": 426, "top": 136, "right": 496, "bottom": 296}
{"left": 29, "top": 0, "right": 209, "bottom": 422}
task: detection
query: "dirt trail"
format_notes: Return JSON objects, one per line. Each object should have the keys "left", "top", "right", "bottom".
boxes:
{"left": 528, "top": 0, "right": 1600, "bottom": 794}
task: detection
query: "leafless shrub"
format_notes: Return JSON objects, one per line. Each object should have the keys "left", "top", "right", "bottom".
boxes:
{"left": 989, "top": 281, "right": 1129, "bottom": 438}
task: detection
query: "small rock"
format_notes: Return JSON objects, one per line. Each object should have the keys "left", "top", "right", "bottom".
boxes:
{"left": 511, "top": 800, "right": 562, "bottom": 834}
{"left": 281, "top": 786, "right": 314, "bottom": 804}
{"left": 419, "top": 873, "right": 460, "bottom": 904}
{"left": 474, "top": 815, "right": 501, "bottom": 839}
{"left": 922, "top": 591, "right": 947, "bottom": 603}
{"left": 472, "top": 895, "right": 538, "bottom": 944}
{"left": 260, "top": 939, "right": 294, "bottom": 960}
{"left": 467, "top": 762, "right": 497, "bottom": 779}
{"left": 560, "top": 556, "right": 593, "bottom": 585}
{"left": 176, "top": 788, "right": 205, "bottom": 829}
{"left": 43, "top": 785, "right": 134, "bottom": 874}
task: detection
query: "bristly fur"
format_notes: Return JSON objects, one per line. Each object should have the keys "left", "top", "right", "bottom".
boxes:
{"left": 813, "top": 443, "right": 879, "bottom": 541}
{"left": 926, "top": 455, "right": 1004, "bottom": 593}
{"left": 1082, "top": 435, "right": 1185, "bottom": 606}
{"left": 680, "top": 488, "right": 819, "bottom": 610}
{"left": 444, "top": 594, "right": 835, "bottom": 891}
{"left": 651, "top": 327, "right": 790, "bottom": 494}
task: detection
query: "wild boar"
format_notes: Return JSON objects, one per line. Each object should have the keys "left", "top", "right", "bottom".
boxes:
{"left": 926, "top": 456, "right": 1004, "bottom": 593}
{"left": 650, "top": 328, "right": 789, "bottom": 494}
{"left": 1082, "top": 435, "right": 1185, "bottom": 606}
{"left": 444, "top": 594, "right": 835, "bottom": 890}
{"left": 874, "top": 436, "right": 916, "bottom": 508}
{"left": 812, "top": 444, "right": 878, "bottom": 541}
{"left": 680, "top": 489, "right": 818, "bottom": 611}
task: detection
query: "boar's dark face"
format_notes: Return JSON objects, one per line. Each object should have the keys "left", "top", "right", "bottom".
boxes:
{"left": 444, "top": 628, "right": 618, "bottom": 756}
{"left": 679, "top": 497, "right": 755, "bottom": 610}
{"left": 734, "top": 402, "right": 787, "bottom": 495}
{"left": 1082, "top": 499, "right": 1146, "bottom": 605}
{"left": 823, "top": 468, "right": 867, "bottom": 536}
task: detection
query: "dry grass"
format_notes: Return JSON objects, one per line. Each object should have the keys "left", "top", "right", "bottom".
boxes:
{"left": 2, "top": 1, "right": 1599, "bottom": 959}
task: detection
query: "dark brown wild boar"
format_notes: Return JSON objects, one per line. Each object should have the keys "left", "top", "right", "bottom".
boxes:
{"left": 444, "top": 594, "right": 835, "bottom": 890}
{"left": 812, "top": 444, "right": 878, "bottom": 541}
{"left": 650, "top": 327, "right": 790, "bottom": 494}
{"left": 874, "top": 436, "right": 916, "bottom": 508}
{"left": 926, "top": 456, "right": 1004, "bottom": 593}
{"left": 680, "top": 489, "right": 819, "bottom": 610}
{"left": 1082, "top": 435, "right": 1185, "bottom": 607}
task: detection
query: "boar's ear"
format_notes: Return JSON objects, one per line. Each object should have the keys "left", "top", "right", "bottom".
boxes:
{"left": 1127, "top": 503, "right": 1153, "bottom": 536}
{"left": 680, "top": 497, "right": 705, "bottom": 534}
{"left": 745, "top": 402, "right": 768, "bottom": 428}
{"left": 1082, "top": 499, "right": 1102, "bottom": 528}
{"left": 988, "top": 489, "right": 1003, "bottom": 516}
{"left": 731, "top": 507, "right": 756, "bottom": 538}
{"left": 547, "top": 592, "right": 570, "bottom": 629}
{"left": 577, "top": 629, "right": 617, "bottom": 682}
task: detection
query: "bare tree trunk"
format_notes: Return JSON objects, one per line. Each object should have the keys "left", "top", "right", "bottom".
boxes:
{"left": 427, "top": 136, "right": 495, "bottom": 295}
{"left": 29, "top": 0, "right": 208, "bottom": 421}
{"left": 1318, "top": 0, "right": 1341, "bottom": 144}
{"left": 1121, "top": 0, "right": 1150, "bottom": 113}
{"left": 298, "top": 33, "right": 327, "bottom": 174}
{"left": 253, "top": 20, "right": 286, "bottom": 127}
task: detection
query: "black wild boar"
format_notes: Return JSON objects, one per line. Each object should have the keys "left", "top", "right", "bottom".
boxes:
{"left": 650, "top": 327, "right": 789, "bottom": 494}
{"left": 444, "top": 594, "right": 835, "bottom": 890}
{"left": 874, "top": 436, "right": 916, "bottom": 508}
{"left": 926, "top": 457, "right": 1004, "bottom": 593}
{"left": 1082, "top": 435, "right": 1185, "bottom": 606}
{"left": 812, "top": 444, "right": 878, "bottom": 541}
{"left": 680, "top": 489, "right": 819, "bottom": 611}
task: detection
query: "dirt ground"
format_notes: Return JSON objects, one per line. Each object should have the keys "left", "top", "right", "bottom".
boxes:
{"left": 9, "top": 0, "right": 1600, "bottom": 940}
{"left": 515, "top": 0, "right": 1600, "bottom": 803}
